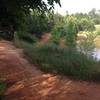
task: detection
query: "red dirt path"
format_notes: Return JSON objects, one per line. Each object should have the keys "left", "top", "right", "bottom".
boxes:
{"left": 0, "top": 40, "right": 100, "bottom": 100}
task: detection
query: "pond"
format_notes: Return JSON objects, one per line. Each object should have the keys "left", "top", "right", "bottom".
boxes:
{"left": 94, "top": 48, "right": 100, "bottom": 60}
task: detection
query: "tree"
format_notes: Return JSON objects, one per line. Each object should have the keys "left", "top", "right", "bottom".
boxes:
{"left": 53, "top": 13, "right": 64, "bottom": 27}
{"left": 73, "top": 13, "right": 95, "bottom": 31}
{"left": 0, "top": 0, "right": 61, "bottom": 39}
{"left": 74, "top": 13, "right": 89, "bottom": 20}
{"left": 88, "top": 8, "right": 96, "bottom": 19}
{"left": 0, "top": 0, "right": 60, "bottom": 25}
{"left": 22, "top": 10, "right": 54, "bottom": 37}
{"left": 88, "top": 8, "right": 100, "bottom": 24}
{"left": 77, "top": 18, "right": 95, "bottom": 31}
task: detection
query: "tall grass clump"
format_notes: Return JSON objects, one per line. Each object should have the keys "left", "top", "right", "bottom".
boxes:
{"left": 15, "top": 31, "right": 38, "bottom": 44}
{"left": 14, "top": 31, "right": 38, "bottom": 48}
{"left": 22, "top": 42, "right": 100, "bottom": 80}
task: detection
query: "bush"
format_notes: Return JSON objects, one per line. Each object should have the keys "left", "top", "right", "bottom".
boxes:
{"left": 50, "top": 16, "right": 78, "bottom": 46}
{"left": 77, "top": 18, "right": 95, "bottom": 31}
{"left": 22, "top": 42, "right": 100, "bottom": 80}
{"left": 20, "top": 10, "right": 54, "bottom": 37}
{"left": 50, "top": 26, "right": 65, "bottom": 44}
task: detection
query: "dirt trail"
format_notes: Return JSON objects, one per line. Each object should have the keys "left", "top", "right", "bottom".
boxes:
{"left": 40, "top": 33, "right": 51, "bottom": 44}
{"left": 0, "top": 40, "right": 100, "bottom": 100}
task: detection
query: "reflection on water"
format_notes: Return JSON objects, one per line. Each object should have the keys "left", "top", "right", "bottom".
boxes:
{"left": 94, "top": 48, "right": 100, "bottom": 60}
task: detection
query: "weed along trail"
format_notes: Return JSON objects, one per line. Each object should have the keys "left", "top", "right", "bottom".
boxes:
{"left": 0, "top": 40, "right": 100, "bottom": 100}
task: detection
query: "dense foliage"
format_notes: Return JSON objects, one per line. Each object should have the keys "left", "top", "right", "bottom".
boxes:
{"left": 22, "top": 10, "right": 54, "bottom": 36}
{"left": 50, "top": 13, "right": 95, "bottom": 46}
{"left": 14, "top": 8, "right": 100, "bottom": 81}
{"left": 88, "top": 8, "right": 100, "bottom": 24}
{"left": 64, "top": 16, "right": 78, "bottom": 46}
{"left": 0, "top": 0, "right": 60, "bottom": 37}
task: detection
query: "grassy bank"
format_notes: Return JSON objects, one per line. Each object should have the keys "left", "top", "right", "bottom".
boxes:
{"left": 14, "top": 39, "right": 100, "bottom": 81}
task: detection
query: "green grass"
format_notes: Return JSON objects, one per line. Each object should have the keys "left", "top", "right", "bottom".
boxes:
{"left": 15, "top": 41, "right": 100, "bottom": 81}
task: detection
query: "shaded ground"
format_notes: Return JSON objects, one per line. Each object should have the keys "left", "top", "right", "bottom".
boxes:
{"left": 0, "top": 41, "right": 100, "bottom": 100}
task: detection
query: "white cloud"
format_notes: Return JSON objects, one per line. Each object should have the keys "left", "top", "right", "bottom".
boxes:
{"left": 54, "top": 0, "right": 100, "bottom": 15}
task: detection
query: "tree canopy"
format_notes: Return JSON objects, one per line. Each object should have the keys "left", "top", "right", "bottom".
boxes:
{"left": 0, "top": 0, "right": 60, "bottom": 29}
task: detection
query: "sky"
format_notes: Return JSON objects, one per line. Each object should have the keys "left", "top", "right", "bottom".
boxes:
{"left": 54, "top": 0, "right": 100, "bottom": 15}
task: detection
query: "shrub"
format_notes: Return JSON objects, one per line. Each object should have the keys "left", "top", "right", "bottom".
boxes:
{"left": 20, "top": 10, "right": 54, "bottom": 37}
{"left": 64, "top": 16, "right": 78, "bottom": 46}
{"left": 77, "top": 18, "right": 95, "bottom": 31}
{"left": 50, "top": 16, "right": 78, "bottom": 47}
{"left": 50, "top": 26, "right": 65, "bottom": 44}
{"left": 16, "top": 31, "right": 38, "bottom": 44}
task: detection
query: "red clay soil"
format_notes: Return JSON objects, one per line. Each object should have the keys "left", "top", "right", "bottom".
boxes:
{"left": 0, "top": 41, "right": 100, "bottom": 100}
